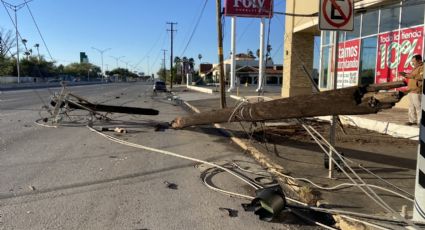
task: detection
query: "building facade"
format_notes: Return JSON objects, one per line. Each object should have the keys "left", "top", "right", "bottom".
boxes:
{"left": 210, "top": 53, "right": 282, "bottom": 86}
{"left": 320, "top": 0, "right": 425, "bottom": 92}
{"left": 283, "top": 0, "right": 424, "bottom": 108}
{"left": 283, "top": 0, "right": 424, "bottom": 99}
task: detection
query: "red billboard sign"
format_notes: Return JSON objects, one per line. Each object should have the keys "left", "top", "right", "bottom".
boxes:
{"left": 376, "top": 26, "right": 424, "bottom": 88}
{"left": 337, "top": 39, "right": 360, "bottom": 88}
{"left": 225, "top": 0, "right": 273, "bottom": 18}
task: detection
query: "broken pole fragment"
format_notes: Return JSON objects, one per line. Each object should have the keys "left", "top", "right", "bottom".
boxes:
{"left": 171, "top": 81, "right": 406, "bottom": 129}
{"left": 50, "top": 100, "right": 159, "bottom": 116}
{"left": 68, "top": 102, "right": 159, "bottom": 115}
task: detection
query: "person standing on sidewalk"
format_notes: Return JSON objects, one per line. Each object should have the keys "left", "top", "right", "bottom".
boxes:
{"left": 400, "top": 54, "right": 424, "bottom": 126}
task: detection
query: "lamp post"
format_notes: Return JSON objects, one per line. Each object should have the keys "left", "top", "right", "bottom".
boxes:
{"left": 110, "top": 55, "right": 125, "bottom": 69}
{"left": 91, "top": 47, "right": 111, "bottom": 82}
{"left": 2, "top": 0, "right": 33, "bottom": 83}
{"left": 121, "top": 60, "right": 130, "bottom": 70}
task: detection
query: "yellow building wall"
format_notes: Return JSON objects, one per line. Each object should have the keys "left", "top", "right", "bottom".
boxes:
{"left": 282, "top": 0, "right": 319, "bottom": 97}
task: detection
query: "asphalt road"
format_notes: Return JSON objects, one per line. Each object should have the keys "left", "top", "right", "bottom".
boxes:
{"left": 0, "top": 83, "right": 316, "bottom": 230}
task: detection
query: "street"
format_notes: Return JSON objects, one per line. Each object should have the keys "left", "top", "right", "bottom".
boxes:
{"left": 0, "top": 83, "right": 313, "bottom": 230}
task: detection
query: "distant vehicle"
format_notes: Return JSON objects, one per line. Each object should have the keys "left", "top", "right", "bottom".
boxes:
{"left": 153, "top": 81, "right": 167, "bottom": 92}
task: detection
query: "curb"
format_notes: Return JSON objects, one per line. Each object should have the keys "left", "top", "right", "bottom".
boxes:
{"left": 186, "top": 85, "right": 215, "bottom": 94}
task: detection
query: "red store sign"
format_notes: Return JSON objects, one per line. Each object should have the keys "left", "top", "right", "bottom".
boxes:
{"left": 376, "top": 26, "right": 424, "bottom": 88}
{"left": 225, "top": 0, "right": 273, "bottom": 18}
{"left": 337, "top": 39, "right": 360, "bottom": 88}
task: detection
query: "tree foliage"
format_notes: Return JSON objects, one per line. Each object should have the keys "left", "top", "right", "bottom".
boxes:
{"left": 0, "top": 27, "right": 16, "bottom": 58}
{"left": 64, "top": 62, "right": 101, "bottom": 78}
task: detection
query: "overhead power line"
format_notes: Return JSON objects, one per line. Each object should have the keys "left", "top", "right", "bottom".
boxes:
{"left": 179, "top": 0, "right": 209, "bottom": 57}
{"left": 24, "top": 0, "right": 54, "bottom": 61}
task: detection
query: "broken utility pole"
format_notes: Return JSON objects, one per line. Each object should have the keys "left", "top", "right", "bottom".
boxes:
{"left": 46, "top": 86, "right": 159, "bottom": 124}
{"left": 171, "top": 81, "right": 406, "bottom": 129}
{"left": 216, "top": 0, "right": 226, "bottom": 109}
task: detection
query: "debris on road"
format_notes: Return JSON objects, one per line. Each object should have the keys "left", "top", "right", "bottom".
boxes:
{"left": 163, "top": 181, "right": 178, "bottom": 190}
{"left": 114, "top": 127, "right": 127, "bottom": 134}
{"left": 171, "top": 81, "right": 406, "bottom": 129}
{"left": 154, "top": 123, "right": 169, "bottom": 132}
{"left": 28, "top": 185, "right": 36, "bottom": 191}
{"left": 218, "top": 207, "right": 238, "bottom": 217}
{"left": 38, "top": 85, "right": 160, "bottom": 126}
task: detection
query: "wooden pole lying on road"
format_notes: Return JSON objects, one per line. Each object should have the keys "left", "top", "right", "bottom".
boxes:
{"left": 171, "top": 81, "right": 406, "bottom": 129}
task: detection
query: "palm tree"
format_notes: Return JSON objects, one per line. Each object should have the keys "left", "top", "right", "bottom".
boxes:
{"left": 188, "top": 58, "right": 195, "bottom": 72}
{"left": 247, "top": 49, "right": 254, "bottom": 58}
{"left": 198, "top": 54, "right": 202, "bottom": 63}
{"left": 174, "top": 56, "right": 181, "bottom": 65}
{"left": 182, "top": 56, "right": 188, "bottom": 76}
{"left": 174, "top": 56, "right": 182, "bottom": 84}
{"left": 267, "top": 44, "right": 272, "bottom": 54}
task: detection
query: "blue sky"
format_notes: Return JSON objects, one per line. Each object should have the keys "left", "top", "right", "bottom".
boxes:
{"left": 0, "top": 0, "right": 291, "bottom": 75}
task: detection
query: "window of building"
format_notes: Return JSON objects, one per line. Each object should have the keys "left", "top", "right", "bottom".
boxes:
{"left": 359, "top": 36, "right": 378, "bottom": 85}
{"left": 322, "top": 31, "right": 330, "bottom": 46}
{"left": 346, "top": 16, "right": 361, "bottom": 40}
{"left": 320, "top": 47, "right": 330, "bottom": 88}
{"left": 401, "top": 0, "right": 425, "bottom": 28}
{"left": 362, "top": 11, "right": 379, "bottom": 36}
{"left": 379, "top": 4, "right": 401, "bottom": 32}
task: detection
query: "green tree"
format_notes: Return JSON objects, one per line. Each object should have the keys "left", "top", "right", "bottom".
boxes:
{"left": 156, "top": 67, "right": 170, "bottom": 82}
{"left": 108, "top": 67, "right": 139, "bottom": 81}
{"left": 64, "top": 62, "right": 101, "bottom": 80}
{"left": 0, "top": 57, "right": 14, "bottom": 76}
{"left": 20, "top": 56, "right": 57, "bottom": 78}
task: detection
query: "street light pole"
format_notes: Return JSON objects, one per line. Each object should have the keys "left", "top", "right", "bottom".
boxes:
{"left": 121, "top": 60, "right": 130, "bottom": 70}
{"left": 2, "top": 0, "right": 35, "bottom": 83}
{"left": 110, "top": 55, "right": 125, "bottom": 69}
{"left": 14, "top": 8, "right": 20, "bottom": 83}
{"left": 92, "top": 47, "right": 111, "bottom": 82}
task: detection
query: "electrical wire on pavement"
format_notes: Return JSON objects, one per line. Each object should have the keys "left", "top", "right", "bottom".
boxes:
{"left": 227, "top": 95, "right": 420, "bottom": 228}
{"left": 86, "top": 124, "right": 419, "bottom": 229}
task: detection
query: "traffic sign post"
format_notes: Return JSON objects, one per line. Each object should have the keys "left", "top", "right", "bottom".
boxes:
{"left": 319, "top": 0, "right": 354, "bottom": 31}
{"left": 319, "top": 0, "right": 353, "bottom": 177}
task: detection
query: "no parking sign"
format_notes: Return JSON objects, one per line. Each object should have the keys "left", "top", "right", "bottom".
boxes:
{"left": 319, "top": 0, "right": 354, "bottom": 31}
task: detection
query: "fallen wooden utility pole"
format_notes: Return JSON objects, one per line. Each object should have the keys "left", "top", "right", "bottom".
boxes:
{"left": 171, "top": 81, "right": 406, "bottom": 129}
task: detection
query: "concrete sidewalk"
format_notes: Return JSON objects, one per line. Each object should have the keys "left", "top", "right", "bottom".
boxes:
{"left": 174, "top": 87, "right": 419, "bottom": 226}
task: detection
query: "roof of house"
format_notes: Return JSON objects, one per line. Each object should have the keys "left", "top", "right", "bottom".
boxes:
{"left": 235, "top": 65, "right": 283, "bottom": 75}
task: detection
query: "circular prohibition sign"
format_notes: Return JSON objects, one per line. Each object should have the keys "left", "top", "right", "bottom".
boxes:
{"left": 322, "top": 0, "right": 353, "bottom": 28}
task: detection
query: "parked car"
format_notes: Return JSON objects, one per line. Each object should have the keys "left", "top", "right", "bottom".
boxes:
{"left": 153, "top": 81, "right": 167, "bottom": 92}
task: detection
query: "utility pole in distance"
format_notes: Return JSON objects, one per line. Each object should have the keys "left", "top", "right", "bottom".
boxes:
{"left": 216, "top": 0, "right": 226, "bottom": 108}
{"left": 167, "top": 22, "right": 177, "bottom": 90}
{"left": 162, "top": 49, "right": 167, "bottom": 83}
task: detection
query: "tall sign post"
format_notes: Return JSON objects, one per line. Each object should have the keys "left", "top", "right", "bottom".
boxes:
{"left": 319, "top": 0, "right": 354, "bottom": 178}
{"left": 257, "top": 17, "right": 266, "bottom": 92}
{"left": 413, "top": 62, "right": 425, "bottom": 222}
{"left": 225, "top": 0, "right": 273, "bottom": 93}
{"left": 229, "top": 16, "right": 237, "bottom": 92}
